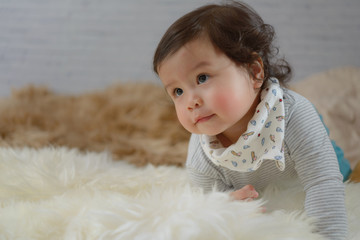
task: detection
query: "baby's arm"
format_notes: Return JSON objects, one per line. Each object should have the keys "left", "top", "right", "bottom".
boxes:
{"left": 186, "top": 134, "right": 233, "bottom": 192}
{"left": 286, "top": 93, "right": 347, "bottom": 240}
{"left": 186, "top": 134, "right": 259, "bottom": 202}
{"left": 186, "top": 166, "right": 230, "bottom": 192}
{"left": 187, "top": 164, "right": 259, "bottom": 201}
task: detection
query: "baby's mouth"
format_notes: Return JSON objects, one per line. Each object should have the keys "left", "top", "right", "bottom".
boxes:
{"left": 195, "top": 114, "right": 215, "bottom": 124}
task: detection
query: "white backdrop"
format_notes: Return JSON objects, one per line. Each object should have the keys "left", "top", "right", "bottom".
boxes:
{"left": 0, "top": 0, "right": 359, "bottom": 96}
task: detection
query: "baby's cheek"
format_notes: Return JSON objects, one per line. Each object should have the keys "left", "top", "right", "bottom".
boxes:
{"left": 175, "top": 107, "right": 192, "bottom": 131}
{"left": 212, "top": 92, "right": 235, "bottom": 113}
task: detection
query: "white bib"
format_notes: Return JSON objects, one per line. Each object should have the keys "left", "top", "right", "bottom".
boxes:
{"left": 200, "top": 78, "right": 285, "bottom": 172}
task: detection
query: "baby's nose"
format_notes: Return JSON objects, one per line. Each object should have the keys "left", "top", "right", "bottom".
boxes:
{"left": 187, "top": 95, "right": 203, "bottom": 111}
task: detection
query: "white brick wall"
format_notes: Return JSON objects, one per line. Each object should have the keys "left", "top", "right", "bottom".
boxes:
{"left": 0, "top": 0, "right": 359, "bottom": 96}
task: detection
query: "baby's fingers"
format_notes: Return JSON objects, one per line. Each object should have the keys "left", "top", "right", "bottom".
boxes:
{"left": 230, "top": 184, "right": 259, "bottom": 201}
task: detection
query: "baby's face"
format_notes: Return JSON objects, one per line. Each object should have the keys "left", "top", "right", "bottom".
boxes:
{"left": 158, "top": 36, "right": 262, "bottom": 138}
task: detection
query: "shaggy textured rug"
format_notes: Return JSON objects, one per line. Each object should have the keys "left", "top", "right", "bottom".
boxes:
{"left": 1, "top": 147, "right": 359, "bottom": 240}
{"left": 0, "top": 83, "right": 189, "bottom": 167}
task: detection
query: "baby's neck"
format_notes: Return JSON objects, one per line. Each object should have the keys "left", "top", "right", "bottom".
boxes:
{"left": 216, "top": 92, "right": 261, "bottom": 147}
{"left": 216, "top": 133, "right": 234, "bottom": 147}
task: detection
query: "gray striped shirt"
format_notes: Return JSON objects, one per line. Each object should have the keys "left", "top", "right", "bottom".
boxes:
{"left": 186, "top": 88, "right": 347, "bottom": 240}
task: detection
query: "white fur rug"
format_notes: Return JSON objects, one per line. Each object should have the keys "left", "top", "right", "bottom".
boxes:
{"left": 0, "top": 147, "right": 359, "bottom": 240}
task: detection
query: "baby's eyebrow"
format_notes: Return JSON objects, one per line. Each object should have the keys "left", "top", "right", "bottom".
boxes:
{"left": 164, "top": 82, "right": 176, "bottom": 94}
{"left": 190, "top": 61, "right": 211, "bottom": 72}
{"left": 164, "top": 82, "right": 173, "bottom": 91}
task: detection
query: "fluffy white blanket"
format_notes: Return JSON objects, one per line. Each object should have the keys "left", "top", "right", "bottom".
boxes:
{"left": 0, "top": 147, "right": 358, "bottom": 240}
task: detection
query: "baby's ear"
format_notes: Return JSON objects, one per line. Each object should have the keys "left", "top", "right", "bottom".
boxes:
{"left": 250, "top": 57, "right": 264, "bottom": 88}
{"left": 250, "top": 57, "right": 264, "bottom": 80}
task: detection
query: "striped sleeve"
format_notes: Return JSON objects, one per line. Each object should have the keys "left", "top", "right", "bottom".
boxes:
{"left": 285, "top": 91, "right": 347, "bottom": 240}
{"left": 186, "top": 134, "right": 233, "bottom": 192}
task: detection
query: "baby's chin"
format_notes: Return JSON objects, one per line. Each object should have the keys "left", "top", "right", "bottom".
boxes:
{"left": 188, "top": 127, "right": 224, "bottom": 137}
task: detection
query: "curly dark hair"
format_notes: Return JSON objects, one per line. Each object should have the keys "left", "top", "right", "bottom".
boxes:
{"left": 153, "top": 1, "right": 292, "bottom": 86}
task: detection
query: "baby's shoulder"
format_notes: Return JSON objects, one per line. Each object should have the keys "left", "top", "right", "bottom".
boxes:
{"left": 186, "top": 134, "right": 206, "bottom": 168}
{"left": 186, "top": 134, "right": 222, "bottom": 175}
{"left": 282, "top": 88, "right": 316, "bottom": 117}
{"left": 283, "top": 88, "right": 312, "bottom": 107}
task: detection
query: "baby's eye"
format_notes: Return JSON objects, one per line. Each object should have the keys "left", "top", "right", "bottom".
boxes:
{"left": 174, "top": 88, "right": 183, "bottom": 97}
{"left": 197, "top": 74, "right": 209, "bottom": 84}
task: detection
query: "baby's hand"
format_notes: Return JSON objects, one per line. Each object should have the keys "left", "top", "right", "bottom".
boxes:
{"left": 230, "top": 184, "right": 259, "bottom": 201}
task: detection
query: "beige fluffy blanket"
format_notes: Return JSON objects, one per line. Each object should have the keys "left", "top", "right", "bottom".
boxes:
{"left": 0, "top": 147, "right": 359, "bottom": 239}
{"left": 0, "top": 82, "right": 189, "bottom": 167}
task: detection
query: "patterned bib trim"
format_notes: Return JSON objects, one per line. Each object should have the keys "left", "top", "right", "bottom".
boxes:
{"left": 200, "top": 78, "right": 285, "bottom": 172}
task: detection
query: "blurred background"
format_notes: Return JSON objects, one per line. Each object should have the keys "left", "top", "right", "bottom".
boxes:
{"left": 0, "top": 0, "right": 359, "bottom": 97}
